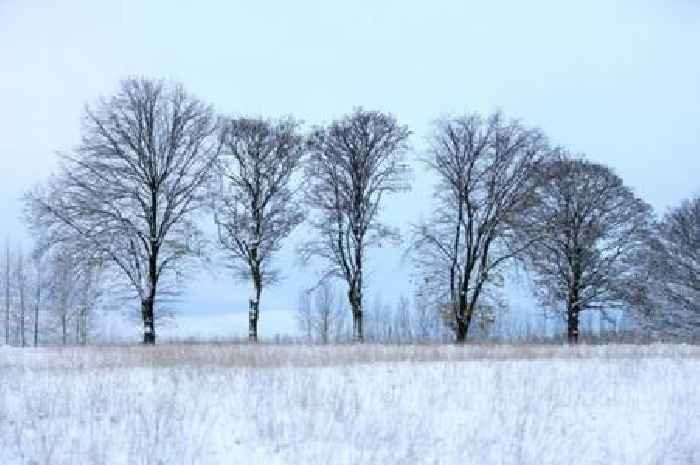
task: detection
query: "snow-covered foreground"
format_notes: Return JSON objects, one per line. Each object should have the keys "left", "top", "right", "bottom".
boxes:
{"left": 1, "top": 344, "right": 699, "bottom": 465}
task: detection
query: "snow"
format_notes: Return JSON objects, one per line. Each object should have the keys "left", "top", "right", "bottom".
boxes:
{"left": 1, "top": 344, "right": 698, "bottom": 464}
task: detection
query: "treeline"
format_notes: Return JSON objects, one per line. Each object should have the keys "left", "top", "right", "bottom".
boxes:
{"left": 8, "top": 77, "right": 697, "bottom": 346}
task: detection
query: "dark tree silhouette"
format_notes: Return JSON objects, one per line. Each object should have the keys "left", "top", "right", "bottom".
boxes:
{"left": 412, "top": 112, "right": 550, "bottom": 343}
{"left": 644, "top": 196, "right": 700, "bottom": 338}
{"left": 301, "top": 108, "right": 411, "bottom": 342}
{"left": 523, "top": 154, "right": 652, "bottom": 343}
{"left": 25, "top": 78, "right": 218, "bottom": 344}
{"left": 212, "top": 116, "right": 305, "bottom": 342}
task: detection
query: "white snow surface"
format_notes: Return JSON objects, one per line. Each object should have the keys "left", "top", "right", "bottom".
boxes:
{"left": 1, "top": 344, "right": 699, "bottom": 465}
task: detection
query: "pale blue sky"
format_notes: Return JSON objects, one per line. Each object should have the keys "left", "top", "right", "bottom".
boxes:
{"left": 1, "top": 0, "right": 699, "bottom": 338}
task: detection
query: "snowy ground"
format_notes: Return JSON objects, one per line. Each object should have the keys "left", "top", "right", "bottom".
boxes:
{"left": 1, "top": 344, "right": 699, "bottom": 465}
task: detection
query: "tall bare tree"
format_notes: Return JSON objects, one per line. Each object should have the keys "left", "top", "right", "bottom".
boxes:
{"left": 25, "top": 78, "right": 217, "bottom": 344}
{"left": 31, "top": 251, "right": 43, "bottom": 347}
{"left": 48, "top": 249, "right": 78, "bottom": 345}
{"left": 644, "top": 196, "right": 700, "bottom": 337}
{"left": 3, "top": 241, "right": 9, "bottom": 345}
{"left": 212, "top": 117, "right": 305, "bottom": 342}
{"left": 522, "top": 154, "right": 652, "bottom": 343}
{"left": 14, "top": 249, "right": 27, "bottom": 347}
{"left": 77, "top": 258, "right": 103, "bottom": 345}
{"left": 411, "top": 112, "right": 550, "bottom": 343}
{"left": 392, "top": 295, "right": 413, "bottom": 342}
{"left": 301, "top": 108, "right": 411, "bottom": 342}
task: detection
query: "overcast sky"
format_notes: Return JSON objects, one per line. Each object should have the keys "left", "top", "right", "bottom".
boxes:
{"left": 1, "top": 0, "right": 699, "bottom": 339}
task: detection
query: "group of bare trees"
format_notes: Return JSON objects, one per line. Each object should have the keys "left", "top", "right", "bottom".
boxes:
{"left": 3, "top": 243, "right": 40, "bottom": 347}
{"left": 296, "top": 287, "right": 450, "bottom": 344}
{"left": 2, "top": 240, "right": 102, "bottom": 346}
{"left": 18, "top": 77, "right": 699, "bottom": 346}
{"left": 408, "top": 115, "right": 656, "bottom": 343}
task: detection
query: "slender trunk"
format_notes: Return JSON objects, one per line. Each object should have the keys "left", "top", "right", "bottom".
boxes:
{"left": 19, "top": 308, "right": 25, "bottom": 347}
{"left": 248, "top": 298, "right": 259, "bottom": 343}
{"left": 141, "top": 297, "right": 155, "bottom": 345}
{"left": 143, "top": 238, "right": 158, "bottom": 345}
{"left": 349, "top": 280, "right": 363, "bottom": 342}
{"left": 248, "top": 262, "right": 262, "bottom": 343}
{"left": 567, "top": 259, "right": 582, "bottom": 344}
{"left": 34, "top": 280, "right": 40, "bottom": 347}
{"left": 4, "top": 245, "right": 9, "bottom": 345}
{"left": 61, "top": 314, "right": 67, "bottom": 345}
{"left": 144, "top": 183, "right": 159, "bottom": 345}
{"left": 19, "top": 287, "right": 25, "bottom": 348}
{"left": 321, "top": 311, "right": 329, "bottom": 344}
{"left": 457, "top": 237, "right": 491, "bottom": 345}
{"left": 352, "top": 305, "right": 363, "bottom": 342}
{"left": 81, "top": 307, "right": 87, "bottom": 345}
{"left": 33, "top": 304, "right": 39, "bottom": 347}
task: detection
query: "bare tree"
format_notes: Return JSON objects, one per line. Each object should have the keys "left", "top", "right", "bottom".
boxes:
{"left": 411, "top": 288, "right": 443, "bottom": 342}
{"left": 393, "top": 295, "right": 413, "bottom": 342}
{"left": 14, "top": 249, "right": 27, "bottom": 347}
{"left": 3, "top": 241, "right": 9, "bottom": 345}
{"left": 301, "top": 108, "right": 411, "bottom": 342}
{"left": 364, "top": 294, "right": 391, "bottom": 342}
{"left": 47, "top": 249, "right": 74, "bottom": 345}
{"left": 297, "top": 289, "right": 314, "bottom": 342}
{"left": 296, "top": 282, "right": 344, "bottom": 343}
{"left": 25, "top": 78, "right": 217, "bottom": 344}
{"left": 522, "top": 154, "right": 652, "bottom": 343}
{"left": 31, "top": 251, "right": 43, "bottom": 347}
{"left": 212, "top": 117, "right": 305, "bottom": 342}
{"left": 78, "top": 259, "right": 103, "bottom": 345}
{"left": 643, "top": 196, "right": 700, "bottom": 338}
{"left": 411, "top": 112, "right": 550, "bottom": 343}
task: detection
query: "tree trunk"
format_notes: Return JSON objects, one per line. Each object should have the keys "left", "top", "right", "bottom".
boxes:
{"left": 248, "top": 298, "right": 259, "bottom": 343}
{"left": 567, "top": 277, "right": 581, "bottom": 344}
{"left": 351, "top": 238, "right": 364, "bottom": 343}
{"left": 33, "top": 287, "right": 40, "bottom": 347}
{"left": 567, "top": 307, "right": 579, "bottom": 344}
{"left": 455, "top": 318, "right": 467, "bottom": 344}
{"left": 321, "top": 312, "right": 329, "bottom": 344}
{"left": 348, "top": 281, "right": 364, "bottom": 342}
{"left": 352, "top": 306, "right": 363, "bottom": 342}
{"left": 143, "top": 238, "right": 158, "bottom": 345}
{"left": 81, "top": 308, "right": 87, "bottom": 345}
{"left": 142, "top": 297, "right": 156, "bottom": 345}
{"left": 62, "top": 314, "right": 67, "bottom": 345}
{"left": 454, "top": 292, "right": 471, "bottom": 344}
{"left": 33, "top": 304, "right": 39, "bottom": 347}
{"left": 19, "top": 295, "right": 25, "bottom": 348}
{"left": 248, "top": 265, "right": 262, "bottom": 343}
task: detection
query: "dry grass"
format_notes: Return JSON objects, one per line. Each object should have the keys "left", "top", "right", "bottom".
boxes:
{"left": 3, "top": 342, "right": 699, "bottom": 371}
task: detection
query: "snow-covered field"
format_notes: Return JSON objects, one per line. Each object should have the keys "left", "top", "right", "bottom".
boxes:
{"left": 1, "top": 344, "right": 699, "bottom": 465}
